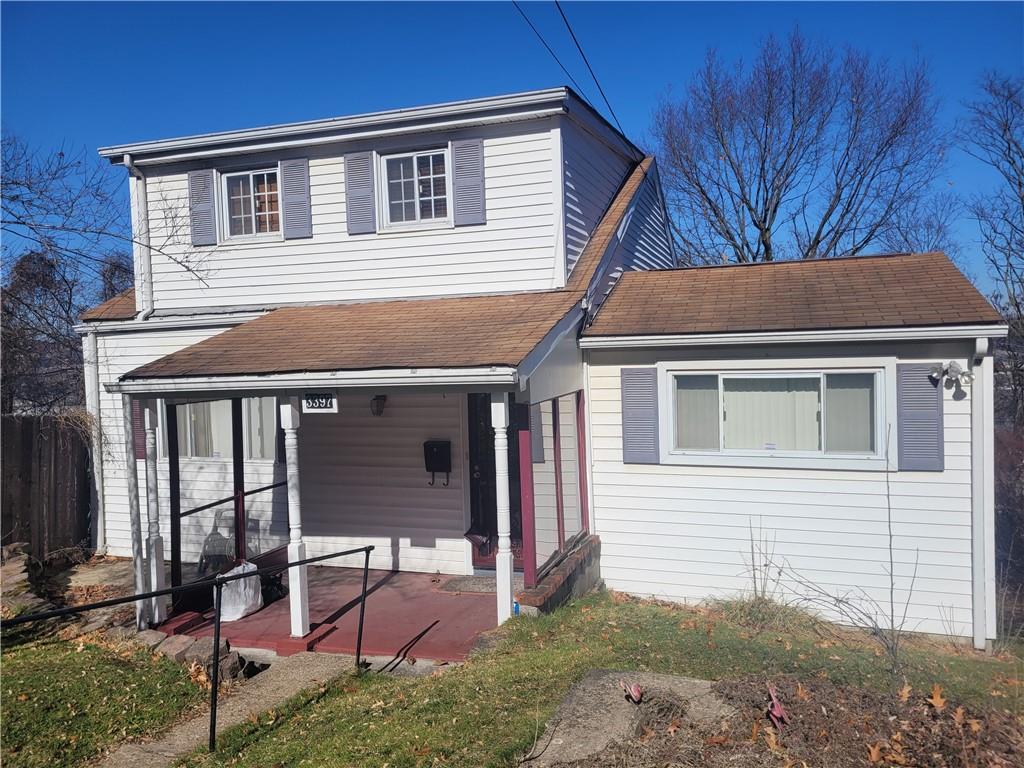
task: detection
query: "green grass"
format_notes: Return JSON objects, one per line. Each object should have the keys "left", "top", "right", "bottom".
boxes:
{"left": 1, "top": 632, "right": 205, "bottom": 768}
{"left": 179, "top": 591, "right": 1021, "bottom": 768}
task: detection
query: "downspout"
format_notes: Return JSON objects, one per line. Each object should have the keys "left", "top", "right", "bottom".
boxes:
{"left": 83, "top": 331, "right": 106, "bottom": 553}
{"left": 970, "top": 337, "right": 994, "bottom": 650}
{"left": 123, "top": 153, "right": 154, "bottom": 320}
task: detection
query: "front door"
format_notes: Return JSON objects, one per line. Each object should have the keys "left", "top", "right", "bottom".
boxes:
{"left": 466, "top": 394, "right": 522, "bottom": 567}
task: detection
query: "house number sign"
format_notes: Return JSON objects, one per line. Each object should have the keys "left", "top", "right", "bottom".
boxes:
{"left": 302, "top": 391, "right": 338, "bottom": 413}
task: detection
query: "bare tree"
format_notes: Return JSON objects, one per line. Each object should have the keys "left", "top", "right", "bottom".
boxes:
{"left": 653, "top": 30, "right": 952, "bottom": 263}
{"left": 0, "top": 136, "right": 138, "bottom": 413}
{"left": 963, "top": 72, "right": 1024, "bottom": 427}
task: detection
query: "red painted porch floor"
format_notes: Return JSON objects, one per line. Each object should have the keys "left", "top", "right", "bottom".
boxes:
{"left": 161, "top": 567, "right": 497, "bottom": 661}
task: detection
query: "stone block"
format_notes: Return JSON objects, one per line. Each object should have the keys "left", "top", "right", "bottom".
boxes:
{"left": 155, "top": 633, "right": 195, "bottom": 662}
{"left": 184, "top": 636, "right": 230, "bottom": 666}
{"left": 134, "top": 629, "right": 167, "bottom": 649}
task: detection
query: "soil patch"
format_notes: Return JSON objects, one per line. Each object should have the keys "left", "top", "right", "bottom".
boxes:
{"left": 540, "top": 672, "right": 1023, "bottom": 768}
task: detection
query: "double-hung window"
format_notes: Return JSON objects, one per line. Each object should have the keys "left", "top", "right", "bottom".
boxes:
{"left": 670, "top": 369, "right": 881, "bottom": 462}
{"left": 380, "top": 149, "right": 449, "bottom": 227}
{"left": 223, "top": 169, "right": 280, "bottom": 237}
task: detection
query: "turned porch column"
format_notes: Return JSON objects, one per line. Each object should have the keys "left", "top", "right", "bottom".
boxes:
{"left": 491, "top": 392, "right": 514, "bottom": 624}
{"left": 279, "top": 396, "right": 310, "bottom": 637}
{"left": 143, "top": 399, "right": 167, "bottom": 623}
{"left": 121, "top": 394, "right": 150, "bottom": 629}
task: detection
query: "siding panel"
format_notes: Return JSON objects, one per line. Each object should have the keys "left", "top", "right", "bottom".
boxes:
{"left": 587, "top": 352, "right": 976, "bottom": 638}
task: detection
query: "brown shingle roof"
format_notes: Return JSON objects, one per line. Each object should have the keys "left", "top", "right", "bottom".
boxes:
{"left": 81, "top": 289, "right": 136, "bottom": 322}
{"left": 125, "top": 290, "right": 582, "bottom": 379}
{"left": 583, "top": 252, "right": 1003, "bottom": 338}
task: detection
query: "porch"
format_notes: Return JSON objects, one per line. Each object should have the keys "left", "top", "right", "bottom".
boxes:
{"left": 162, "top": 566, "right": 498, "bottom": 661}
{"left": 107, "top": 291, "right": 598, "bottom": 643}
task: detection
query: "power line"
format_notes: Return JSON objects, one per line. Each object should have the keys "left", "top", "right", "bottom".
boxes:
{"left": 511, "top": 1, "right": 594, "bottom": 105}
{"left": 553, "top": 1, "right": 626, "bottom": 137}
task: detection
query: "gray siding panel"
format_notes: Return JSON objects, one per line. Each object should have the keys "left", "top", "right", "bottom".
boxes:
{"left": 344, "top": 152, "right": 376, "bottom": 234}
{"left": 897, "top": 363, "right": 945, "bottom": 471}
{"left": 620, "top": 367, "right": 659, "bottom": 464}
{"left": 529, "top": 403, "right": 545, "bottom": 463}
{"left": 451, "top": 139, "right": 486, "bottom": 226}
{"left": 280, "top": 158, "right": 312, "bottom": 239}
{"left": 187, "top": 169, "right": 217, "bottom": 246}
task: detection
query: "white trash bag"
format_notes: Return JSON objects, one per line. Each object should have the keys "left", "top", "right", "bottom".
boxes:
{"left": 218, "top": 562, "right": 263, "bottom": 622}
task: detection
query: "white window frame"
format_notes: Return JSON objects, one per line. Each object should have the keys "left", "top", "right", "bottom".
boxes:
{"left": 158, "top": 398, "right": 280, "bottom": 464}
{"left": 376, "top": 147, "right": 452, "bottom": 231}
{"left": 220, "top": 166, "right": 283, "bottom": 242}
{"left": 657, "top": 357, "right": 897, "bottom": 471}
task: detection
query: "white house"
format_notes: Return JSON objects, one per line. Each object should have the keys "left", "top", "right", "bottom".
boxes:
{"left": 78, "top": 87, "right": 1007, "bottom": 652}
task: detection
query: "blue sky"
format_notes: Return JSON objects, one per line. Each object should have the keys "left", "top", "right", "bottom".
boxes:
{"left": 3, "top": 1, "right": 1022, "bottom": 287}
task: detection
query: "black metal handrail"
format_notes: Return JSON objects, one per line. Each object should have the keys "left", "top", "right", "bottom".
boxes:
{"left": 1, "top": 544, "right": 375, "bottom": 752}
{"left": 180, "top": 480, "right": 287, "bottom": 518}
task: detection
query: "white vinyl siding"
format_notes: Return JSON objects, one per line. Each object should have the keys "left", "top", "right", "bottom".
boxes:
{"left": 145, "top": 122, "right": 561, "bottom": 311}
{"left": 561, "top": 119, "right": 633, "bottom": 276}
{"left": 587, "top": 342, "right": 978, "bottom": 639}
{"left": 296, "top": 391, "right": 469, "bottom": 575}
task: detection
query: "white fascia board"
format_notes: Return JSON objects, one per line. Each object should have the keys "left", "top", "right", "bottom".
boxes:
{"left": 579, "top": 324, "right": 1010, "bottom": 349}
{"left": 98, "top": 89, "right": 571, "bottom": 165}
{"left": 517, "top": 303, "right": 585, "bottom": 385}
{"left": 107, "top": 366, "right": 519, "bottom": 395}
{"left": 74, "top": 311, "right": 264, "bottom": 336}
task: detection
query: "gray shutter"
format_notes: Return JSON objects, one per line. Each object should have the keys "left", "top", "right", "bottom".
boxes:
{"left": 621, "top": 368, "right": 660, "bottom": 464}
{"left": 344, "top": 152, "right": 376, "bottom": 235}
{"left": 187, "top": 169, "right": 217, "bottom": 246}
{"left": 451, "top": 139, "right": 486, "bottom": 226}
{"left": 280, "top": 158, "right": 312, "bottom": 239}
{"left": 529, "top": 403, "right": 544, "bottom": 464}
{"left": 897, "top": 363, "right": 944, "bottom": 471}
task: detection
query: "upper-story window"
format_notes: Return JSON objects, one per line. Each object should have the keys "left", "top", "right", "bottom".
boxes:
{"left": 380, "top": 149, "right": 449, "bottom": 227}
{"left": 223, "top": 169, "right": 280, "bottom": 237}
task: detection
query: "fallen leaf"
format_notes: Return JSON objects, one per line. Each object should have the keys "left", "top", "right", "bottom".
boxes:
{"left": 867, "top": 743, "right": 884, "bottom": 763}
{"left": 638, "top": 726, "right": 656, "bottom": 743}
{"left": 926, "top": 683, "right": 946, "bottom": 711}
{"left": 705, "top": 733, "right": 728, "bottom": 746}
{"left": 764, "top": 728, "right": 782, "bottom": 753}
{"left": 796, "top": 682, "right": 810, "bottom": 701}
{"left": 898, "top": 683, "right": 912, "bottom": 703}
{"left": 666, "top": 717, "right": 681, "bottom": 736}
{"left": 750, "top": 720, "right": 761, "bottom": 742}
{"left": 952, "top": 706, "right": 966, "bottom": 726}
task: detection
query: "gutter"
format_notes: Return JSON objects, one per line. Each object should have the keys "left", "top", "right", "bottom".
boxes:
{"left": 123, "top": 154, "right": 153, "bottom": 320}
{"left": 579, "top": 324, "right": 1010, "bottom": 349}
{"left": 106, "top": 366, "right": 520, "bottom": 395}
{"left": 83, "top": 332, "right": 106, "bottom": 553}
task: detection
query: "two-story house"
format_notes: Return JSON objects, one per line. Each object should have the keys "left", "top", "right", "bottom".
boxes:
{"left": 79, "top": 87, "right": 1007, "bottom": 656}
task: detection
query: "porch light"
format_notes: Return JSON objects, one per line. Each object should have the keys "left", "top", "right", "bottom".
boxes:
{"left": 370, "top": 395, "right": 387, "bottom": 416}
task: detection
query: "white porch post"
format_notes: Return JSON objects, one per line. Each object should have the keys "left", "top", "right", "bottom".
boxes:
{"left": 280, "top": 396, "right": 310, "bottom": 637}
{"left": 121, "top": 394, "right": 150, "bottom": 629}
{"left": 143, "top": 400, "right": 167, "bottom": 623}
{"left": 491, "top": 392, "right": 515, "bottom": 624}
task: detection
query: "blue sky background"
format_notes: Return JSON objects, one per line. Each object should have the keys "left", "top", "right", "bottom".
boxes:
{"left": 3, "top": 1, "right": 1022, "bottom": 289}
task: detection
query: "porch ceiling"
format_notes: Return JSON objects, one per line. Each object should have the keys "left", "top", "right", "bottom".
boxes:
{"left": 121, "top": 290, "right": 583, "bottom": 381}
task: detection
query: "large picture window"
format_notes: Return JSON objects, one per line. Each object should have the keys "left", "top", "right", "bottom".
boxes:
{"left": 380, "top": 149, "right": 449, "bottom": 227}
{"left": 671, "top": 370, "right": 880, "bottom": 458}
{"left": 223, "top": 169, "right": 280, "bottom": 237}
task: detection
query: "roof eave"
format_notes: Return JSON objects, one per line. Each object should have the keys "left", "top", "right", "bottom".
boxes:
{"left": 98, "top": 88, "right": 575, "bottom": 166}
{"left": 579, "top": 324, "right": 1010, "bottom": 348}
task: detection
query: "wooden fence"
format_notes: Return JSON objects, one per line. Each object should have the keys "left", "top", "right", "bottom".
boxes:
{"left": 1, "top": 415, "right": 91, "bottom": 560}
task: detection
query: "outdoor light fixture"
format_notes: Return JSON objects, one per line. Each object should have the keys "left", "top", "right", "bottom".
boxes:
{"left": 370, "top": 395, "right": 387, "bottom": 416}
{"left": 929, "top": 361, "right": 974, "bottom": 386}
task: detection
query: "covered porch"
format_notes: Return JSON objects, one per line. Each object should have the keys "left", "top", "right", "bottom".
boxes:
{"left": 108, "top": 290, "right": 598, "bottom": 649}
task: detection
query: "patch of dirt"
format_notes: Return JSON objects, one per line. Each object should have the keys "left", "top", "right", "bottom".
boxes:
{"left": 715, "top": 674, "right": 1024, "bottom": 768}
{"left": 547, "top": 675, "right": 1023, "bottom": 768}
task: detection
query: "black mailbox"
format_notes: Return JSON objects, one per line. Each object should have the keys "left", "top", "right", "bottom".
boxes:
{"left": 423, "top": 440, "right": 452, "bottom": 473}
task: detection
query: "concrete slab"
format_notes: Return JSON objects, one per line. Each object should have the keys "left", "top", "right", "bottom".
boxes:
{"left": 526, "top": 669, "right": 734, "bottom": 767}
